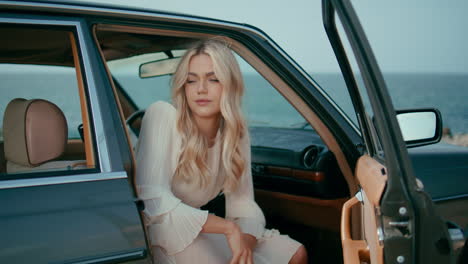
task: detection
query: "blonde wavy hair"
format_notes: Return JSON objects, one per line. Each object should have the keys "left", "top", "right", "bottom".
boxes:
{"left": 171, "top": 39, "right": 246, "bottom": 192}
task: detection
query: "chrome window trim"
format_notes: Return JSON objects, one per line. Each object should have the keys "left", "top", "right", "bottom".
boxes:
{"left": 0, "top": 13, "right": 80, "bottom": 26}
{"left": 0, "top": 171, "right": 126, "bottom": 190}
{"left": 68, "top": 248, "right": 146, "bottom": 264}
{"left": 433, "top": 194, "right": 468, "bottom": 203}
{"left": 0, "top": 0, "right": 361, "bottom": 136}
{"left": 0, "top": 16, "right": 111, "bottom": 172}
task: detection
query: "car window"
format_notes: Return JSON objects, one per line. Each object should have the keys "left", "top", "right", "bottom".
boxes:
{"left": 236, "top": 55, "right": 309, "bottom": 129}
{"left": 351, "top": 1, "right": 468, "bottom": 148}
{"left": 102, "top": 34, "right": 310, "bottom": 130}
{"left": 0, "top": 64, "right": 81, "bottom": 139}
{"left": 106, "top": 43, "right": 312, "bottom": 132}
{"left": 333, "top": 15, "right": 383, "bottom": 157}
{"left": 271, "top": 1, "right": 360, "bottom": 132}
{"left": 108, "top": 51, "right": 186, "bottom": 110}
{"left": 0, "top": 24, "right": 97, "bottom": 176}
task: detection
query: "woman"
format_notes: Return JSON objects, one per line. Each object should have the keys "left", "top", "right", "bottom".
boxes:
{"left": 136, "top": 39, "right": 308, "bottom": 264}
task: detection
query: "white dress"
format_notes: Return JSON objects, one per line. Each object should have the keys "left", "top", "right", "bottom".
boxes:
{"left": 136, "top": 101, "right": 302, "bottom": 264}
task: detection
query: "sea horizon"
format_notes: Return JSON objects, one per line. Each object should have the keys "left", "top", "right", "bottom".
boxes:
{"left": 1, "top": 68, "right": 467, "bottom": 145}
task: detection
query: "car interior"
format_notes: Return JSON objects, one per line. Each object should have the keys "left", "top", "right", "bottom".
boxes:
{"left": 2, "top": 98, "right": 87, "bottom": 173}
{"left": 0, "top": 23, "right": 370, "bottom": 264}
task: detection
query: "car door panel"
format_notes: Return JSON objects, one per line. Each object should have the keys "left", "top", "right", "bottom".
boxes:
{"left": 0, "top": 175, "right": 147, "bottom": 263}
{"left": 341, "top": 158, "right": 397, "bottom": 264}
{"left": 325, "top": 0, "right": 455, "bottom": 263}
{"left": 0, "top": 14, "right": 150, "bottom": 263}
{"left": 342, "top": 155, "right": 385, "bottom": 264}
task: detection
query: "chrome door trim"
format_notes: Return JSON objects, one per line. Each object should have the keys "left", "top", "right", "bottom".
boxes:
{"left": 0, "top": 171, "right": 126, "bottom": 190}
{"left": 0, "top": 14, "right": 79, "bottom": 26}
{"left": 433, "top": 194, "right": 468, "bottom": 203}
{"left": 68, "top": 248, "right": 146, "bottom": 264}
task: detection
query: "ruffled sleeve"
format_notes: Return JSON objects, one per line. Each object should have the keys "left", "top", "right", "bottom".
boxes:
{"left": 225, "top": 133, "right": 266, "bottom": 239}
{"left": 135, "top": 101, "right": 209, "bottom": 255}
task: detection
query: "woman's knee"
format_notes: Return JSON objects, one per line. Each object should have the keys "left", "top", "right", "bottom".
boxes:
{"left": 289, "top": 245, "right": 308, "bottom": 264}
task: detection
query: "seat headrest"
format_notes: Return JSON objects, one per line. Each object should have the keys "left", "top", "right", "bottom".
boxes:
{"left": 3, "top": 98, "right": 68, "bottom": 167}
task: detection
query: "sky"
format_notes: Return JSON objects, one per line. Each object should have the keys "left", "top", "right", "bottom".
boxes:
{"left": 76, "top": 0, "right": 468, "bottom": 73}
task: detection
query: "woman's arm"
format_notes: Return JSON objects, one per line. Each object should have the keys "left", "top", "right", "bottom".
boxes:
{"left": 202, "top": 214, "right": 256, "bottom": 264}
{"left": 136, "top": 102, "right": 210, "bottom": 255}
{"left": 225, "top": 133, "right": 266, "bottom": 239}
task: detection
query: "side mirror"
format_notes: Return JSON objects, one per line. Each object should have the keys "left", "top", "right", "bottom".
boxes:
{"left": 396, "top": 108, "right": 443, "bottom": 148}
{"left": 139, "top": 57, "right": 181, "bottom": 78}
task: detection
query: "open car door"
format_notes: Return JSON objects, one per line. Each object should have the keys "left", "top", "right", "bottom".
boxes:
{"left": 322, "top": 1, "right": 455, "bottom": 263}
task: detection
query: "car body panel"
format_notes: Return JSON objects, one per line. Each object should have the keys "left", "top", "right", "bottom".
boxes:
{"left": 0, "top": 175, "right": 146, "bottom": 263}
{"left": 0, "top": 11, "right": 149, "bottom": 263}
{"left": 409, "top": 144, "right": 468, "bottom": 200}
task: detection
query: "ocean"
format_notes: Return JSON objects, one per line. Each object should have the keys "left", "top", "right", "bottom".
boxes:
{"left": 1, "top": 68, "right": 467, "bottom": 140}
{"left": 312, "top": 73, "right": 468, "bottom": 135}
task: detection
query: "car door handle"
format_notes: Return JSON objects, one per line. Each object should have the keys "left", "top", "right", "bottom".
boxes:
{"left": 341, "top": 195, "right": 370, "bottom": 264}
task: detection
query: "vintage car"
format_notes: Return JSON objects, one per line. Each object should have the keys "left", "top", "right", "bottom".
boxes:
{"left": 0, "top": 0, "right": 467, "bottom": 263}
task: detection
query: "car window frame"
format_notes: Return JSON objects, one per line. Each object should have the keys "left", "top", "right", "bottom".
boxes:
{"left": 91, "top": 22, "right": 363, "bottom": 197}
{"left": 0, "top": 16, "right": 101, "bottom": 181}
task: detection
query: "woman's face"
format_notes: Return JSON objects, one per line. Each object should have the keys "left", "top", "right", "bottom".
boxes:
{"left": 185, "top": 53, "right": 223, "bottom": 122}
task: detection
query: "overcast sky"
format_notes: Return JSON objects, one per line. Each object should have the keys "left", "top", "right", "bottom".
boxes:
{"left": 79, "top": 0, "right": 468, "bottom": 73}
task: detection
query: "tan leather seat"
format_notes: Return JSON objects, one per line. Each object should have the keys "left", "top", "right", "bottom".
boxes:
{"left": 3, "top": 98, "right": 85, "bottom": 173}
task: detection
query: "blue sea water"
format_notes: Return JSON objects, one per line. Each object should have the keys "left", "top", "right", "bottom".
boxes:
{"left": 313, "top": 73, "right": 468, "bottom": 135}
{"left": 1, "top": 68, "right": 467, "bottom": 139}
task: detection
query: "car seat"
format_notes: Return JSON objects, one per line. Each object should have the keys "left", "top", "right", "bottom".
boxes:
{"left": 3, "top": 98, "right": 86, "bottom": 173}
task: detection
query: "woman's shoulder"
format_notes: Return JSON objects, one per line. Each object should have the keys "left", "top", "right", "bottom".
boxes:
{"left": 147, "top": 101, "right": 176, "bottom": 115}
{"left": 145, "top": 101, "right": 177, "bottom": 122}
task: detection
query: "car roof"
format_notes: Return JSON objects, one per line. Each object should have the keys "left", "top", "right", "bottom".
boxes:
{"left": 0, "top": 0, "right": 255, "bottom": 29}
{"left": 0, "top": 0, "right": 272, "bottom": 65}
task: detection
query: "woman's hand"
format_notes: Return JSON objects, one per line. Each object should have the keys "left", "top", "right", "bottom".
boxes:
{"left": 201, "top": 214, "right": 257, "bottom": 263}
{"left": 225, "top": 222, "right": 256, "bottom": 264}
